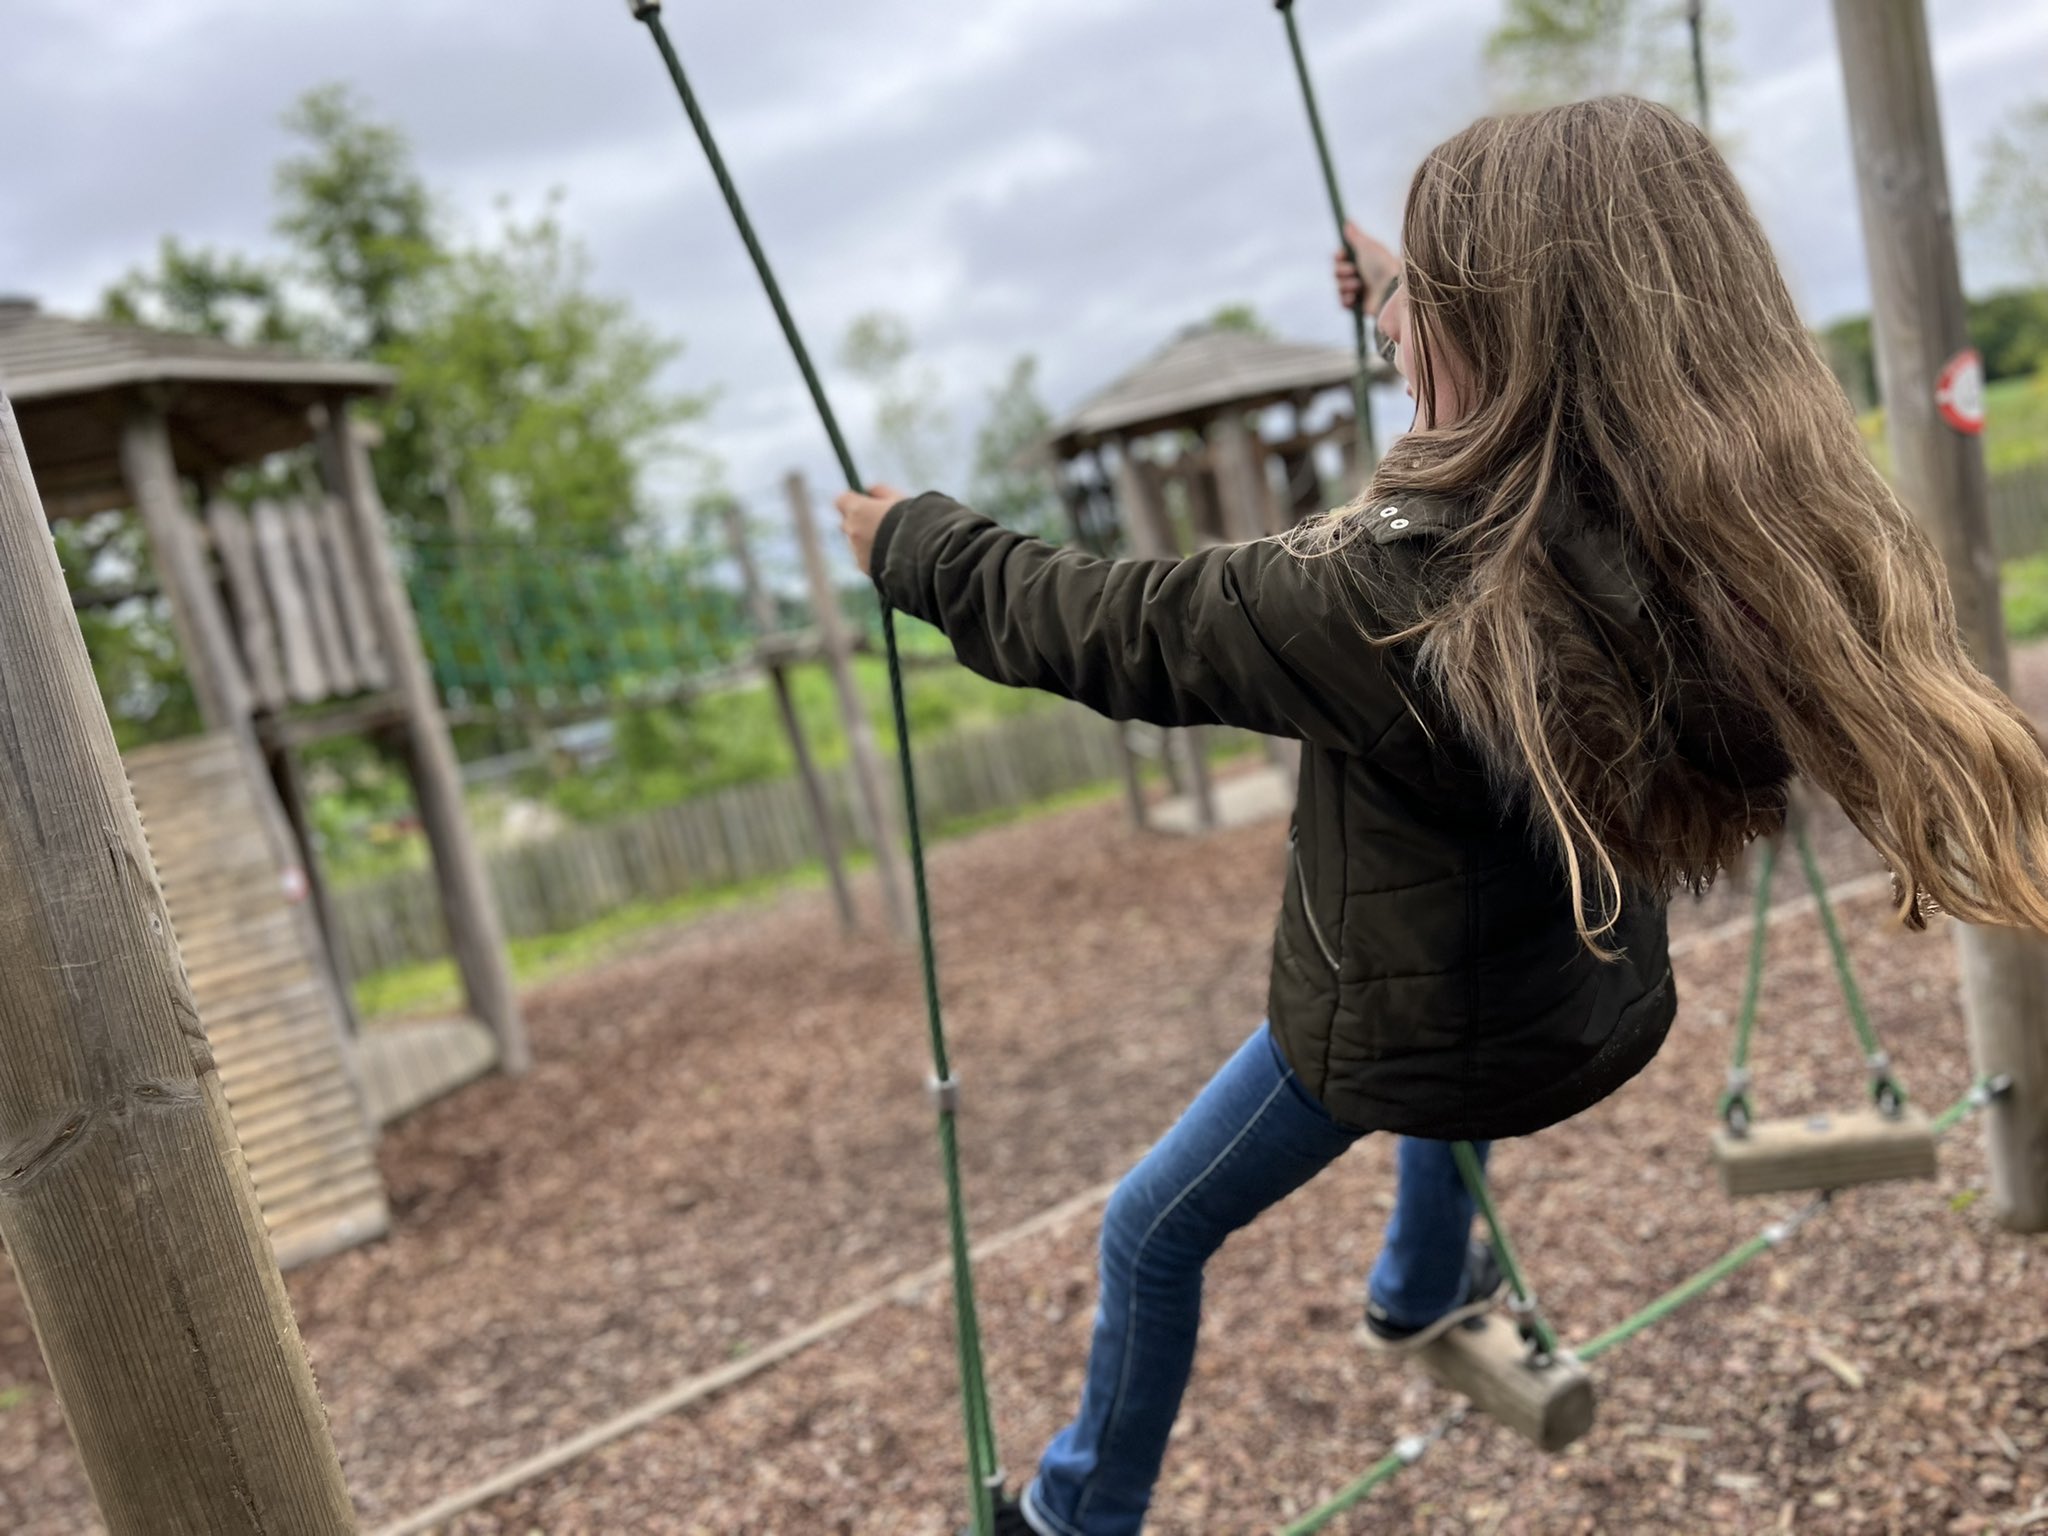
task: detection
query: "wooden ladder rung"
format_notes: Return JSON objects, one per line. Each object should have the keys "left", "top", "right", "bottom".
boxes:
{"left": 1711, "top": 1106, "right": 1937, "bottom": 1197}
{"left": 1413, "top": 1311, "right": 1596, "bottom": 1452}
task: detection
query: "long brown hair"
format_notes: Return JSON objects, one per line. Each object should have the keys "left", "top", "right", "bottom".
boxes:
{"left": 1328, "top": 95, "right": 2048, "bottom": 947}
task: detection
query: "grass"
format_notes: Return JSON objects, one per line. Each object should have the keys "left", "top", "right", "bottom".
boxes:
{"left": 1860, "top": 372, "right": 2048, "bottom": 477}
{"left": 352, "top": 775, "right": 1133, "bottom": 1020}
{"left": 2002, "top": 553, "right": 2048, "bottom": 643}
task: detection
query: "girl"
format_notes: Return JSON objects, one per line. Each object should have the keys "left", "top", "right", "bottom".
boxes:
{"left": 835, "top": 96, "right": 2048, "bottom": 1536}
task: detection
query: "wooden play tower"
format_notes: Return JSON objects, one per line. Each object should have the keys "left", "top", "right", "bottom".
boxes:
{"left": 1048, "top": 322, "right": 1393, "bottom": 833}
{"left": 0, "top": 297, "right": 523, "bottom": 1266}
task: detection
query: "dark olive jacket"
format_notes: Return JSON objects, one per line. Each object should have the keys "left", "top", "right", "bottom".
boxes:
{"left": 873, "top": 491, "right": 1783, "bottom": 1140}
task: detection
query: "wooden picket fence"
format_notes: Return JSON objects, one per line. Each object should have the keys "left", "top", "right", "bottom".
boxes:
{"left": 332, "top": 704, "right": 1130, "bottom": 977}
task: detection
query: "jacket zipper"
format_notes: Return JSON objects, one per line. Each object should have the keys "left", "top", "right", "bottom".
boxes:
{"left": 1290, "top": 835, "right": 1339, "bottom": 972}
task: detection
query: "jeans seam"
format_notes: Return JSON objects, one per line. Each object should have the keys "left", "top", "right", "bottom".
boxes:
{"left": 1023, "top": 1479, "right": 1084, "bottom": 1536}
{"left": 1070, "top": 1073, "right": 1293, "bottom": 1528}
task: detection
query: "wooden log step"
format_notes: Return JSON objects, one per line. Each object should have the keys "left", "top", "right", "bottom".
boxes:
{"left": 1712, "top": 1106, "right": 1937, "bottom": 1196}
{"left": 1413, "top": 1312, "right": 1596, "bottom": 1453}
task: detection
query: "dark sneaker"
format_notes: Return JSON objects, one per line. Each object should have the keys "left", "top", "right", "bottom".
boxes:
{"left": 961, "top": 1491, "right": 1038, "bottom": 1536}
{"left": 1360, "top": 1240, "right": 1506, "bottom": 1353}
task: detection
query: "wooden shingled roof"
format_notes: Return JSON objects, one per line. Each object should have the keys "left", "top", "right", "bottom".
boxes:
{"left": 1051, "top": 323, "right": 1391, "bottom": 453}
{"left": 0, "top": 297, "right": 392, "bottom": 519}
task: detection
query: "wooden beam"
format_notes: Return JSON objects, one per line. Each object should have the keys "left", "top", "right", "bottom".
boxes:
{"left": 0, "top": 393, "right": 357, "bottom": 1534}
{"left": 785, "top": 470, "right": 912, "bottom": 942}
{"left": 317, "top": 400, "right": 529, "bottom": 1077}
{"left": 722, "top": 499, "right": 856, "bottom": 934}
{"left": 1712, "top": 1106, "right": 1938, "bottom": 1197}
{"left": 1414, "top": 1313, "right": 1597, "bottom": 1453}
{"left": 1834, "top": 0, "right": 2048, "bottom": 1232}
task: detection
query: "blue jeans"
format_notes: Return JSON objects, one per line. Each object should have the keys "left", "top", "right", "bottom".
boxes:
{"left": 1022, "top": 1024, "right": 1491, "bottom": 1536}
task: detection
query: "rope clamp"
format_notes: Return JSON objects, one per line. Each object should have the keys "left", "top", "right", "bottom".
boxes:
{"left": 627, "top": 0, "right": 662, "bottom": 16}
{"left": 1393, "top": 1434, "right": 1427, "bottom": 1465}
{"left": 928, "top": 1073, "right": 962, "bottom": 1116}
{"left": 1972, "top": 1073, "right": 2015, "bottom": 1109}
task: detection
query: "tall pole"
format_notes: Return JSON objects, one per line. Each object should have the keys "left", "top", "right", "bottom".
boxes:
{"left": 0, "top": 395, "right": 357, "bottom": 1532}
{"left": 785, "top": 470, "right": 913, "bottom": 942}
{"left": 1686, "top": 0, "right": 1711, "bottom": 134}
{"left": 1275, "top": 0, "right": 1379, "bottom": 483}
{"left": 721, "top": 498, "right": 858, "bottom": 932}
{"left": 1833, "top": 0, "right": 2048, "bottom": 1231}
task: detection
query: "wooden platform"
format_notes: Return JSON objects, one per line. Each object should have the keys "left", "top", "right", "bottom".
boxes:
{"left": 1151, "top": 764, "right": 1296, "bottom": 836}
{"left": 125, "top": 734, "right": 390, "bottom": 1269}
{"left": 358, "top": 1016, "right": 500, "bottom": 1126}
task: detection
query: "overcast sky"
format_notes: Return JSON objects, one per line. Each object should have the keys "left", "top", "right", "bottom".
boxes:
{"left": 3, "top": 0, "right": 2045, "bottom": 533}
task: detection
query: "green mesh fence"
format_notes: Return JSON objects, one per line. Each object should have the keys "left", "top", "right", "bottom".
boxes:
{"left": 402, "top": 534, "right": 787, "bottom": 715}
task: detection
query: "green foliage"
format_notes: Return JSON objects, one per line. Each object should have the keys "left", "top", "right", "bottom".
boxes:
{"left": 1860, "top": 374, "right": 2048, "bottom": 479}
{"left": 1825, "top": 290, "right": 2048, "bottom": 411}
{"left": 840, "top": 309, "right": 951, "bottom": 488}
{"left": 53, "top": 515, "right": 199, "bottom": 750}
{"left": 1207, "top": 303, "right": 1271, "bottom": 337}
{"left": 376, "top": 199, "right": 702, "bottom": 544}
{"left": 1484, "top": 0, "right": 1722, "bottom": 116}
{"left": 274, "top": 83, "right": 440, "bottom": 353}
{"left": 1970, "top": 98, "right": 2048, "bottom": 286}
{"left": 102, "top": 238, "right": 305, "bottom": 347}
{"left": 2001, "top": 552, "right": 2048, "bottom": 642}
{"left": 538, "top": 651, "right": 1055, "bottom": 824}
{"left": 969, "top": 354, "right": 1062, "bottom": 538}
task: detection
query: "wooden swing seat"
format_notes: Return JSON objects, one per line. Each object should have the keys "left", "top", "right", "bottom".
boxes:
{"left": 1711, "top": 1105, "right": 1937, "bottom": 1197}
{"left": 1413, "top": 1311, "right": 1597, "bottom": 1452}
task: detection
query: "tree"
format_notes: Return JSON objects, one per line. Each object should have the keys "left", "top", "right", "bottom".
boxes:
{"left": 1485, "top": 0, "right": 1725, "bottom": 118}
{"left": 102, "top": 239, "right": 305, "bottom": 348}
{"left": 1971, "top": 99, "right": 2048, "bottom": 288}
{"left": 378, "top": 197, "right": 700, "bottom": 547}
{"left": 1207, "top": 303, "right": 1271, "bottom": 337}
{"left": 970, "top": 354, "right": 1062, "bottom": 538}
{"left": 839, "top": 309, "right": 951, "bottom": 489}
{"left": 274, "top": 84, "right": 440, "bottom": 354}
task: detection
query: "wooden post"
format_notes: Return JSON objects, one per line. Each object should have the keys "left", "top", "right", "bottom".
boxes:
{"left": 785, "top": 470, "right": 912, "bottom": 941}
{"left": 317, "top": 401, "right": 529, "bottom": 1076}
{"left": 1214, "top": 415, "right": 1302, "bottom": 781}
{"left": 1834, "top": 0, "right": 2048, "bottom": 1232}
{"left": 722, "top": 499, "right": 857, "bottom": 933}
{"left": 0, "top": 395, "right": 357, "bottom": 1534}
{"left": 1064, "top": 461, "right": 1149, "bottom": 830}
{"left": 1116, "top": 443, "right": 1217, "bottom": 831}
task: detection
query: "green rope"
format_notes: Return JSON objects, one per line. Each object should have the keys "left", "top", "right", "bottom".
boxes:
{"left": 1451, "top": 1140, "right": 1561, "bottom": 1361}
{"left": 1274, "top": 1, "right": 1375, "bottom": 476}
{"left": 629, "top": 7, "right": 1000, "bottom": 1529}
{"left": 1719, "top": 834, "right": 1782, "bottom": 1126}
{"left": 1284, "top": 1079, "right": 1998, "bottom": 1533}
{"left": 1791, "top": 822, "right": 1905, "bottom": 1109}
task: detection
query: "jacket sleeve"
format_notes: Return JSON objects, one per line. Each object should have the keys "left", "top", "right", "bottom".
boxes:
{"left": 870, "top": 492, "right": 1415, "bottom": 750}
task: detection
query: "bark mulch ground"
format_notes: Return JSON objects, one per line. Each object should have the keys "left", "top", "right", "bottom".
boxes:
{"left": 5, "top": 661, "right": 2048, "bottom": 1534}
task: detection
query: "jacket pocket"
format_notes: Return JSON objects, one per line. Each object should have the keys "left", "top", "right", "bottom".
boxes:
{"left": 1290, "top": 833, "right": 1340, "bottom": 973}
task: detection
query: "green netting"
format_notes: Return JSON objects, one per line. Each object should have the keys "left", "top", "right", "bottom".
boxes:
{"left": 403, "top": 535, "right": 783, "bottom": 714}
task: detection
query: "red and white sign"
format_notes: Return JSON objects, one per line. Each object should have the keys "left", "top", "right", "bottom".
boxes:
{"left": 1935, "top": 347, "right": 1986, "bottom": 436}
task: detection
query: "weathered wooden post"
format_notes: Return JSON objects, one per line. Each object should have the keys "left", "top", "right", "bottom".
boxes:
{"left": 317, "top": 400, "right": 529, "bottom": 1076}
{"left": 0, "top": 394, "right": 357, "bottom": 1533}
{"left": 785, "top": 469, "right": 913, "bottom": 940}
{"left": 722, "top": 498, "right": 857, "bottom": 931}
{"left": 1835, "top": 0, "right": 2048, "bottom": 1231}
{"left": 1115, "top": 441, "right": 1217, "bottom": 831}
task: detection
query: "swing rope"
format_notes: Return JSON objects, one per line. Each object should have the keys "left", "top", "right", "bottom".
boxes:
{"left": 1722, "top": 821, "right": 1909, "bottom": 1133}
{"left": 1274, "top": 0, "right": 1375, "bottom": 473}
{"left": 626, "top": 7, "right": 1001, "bottom": 1530}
